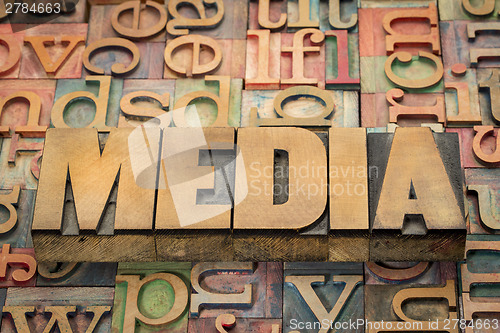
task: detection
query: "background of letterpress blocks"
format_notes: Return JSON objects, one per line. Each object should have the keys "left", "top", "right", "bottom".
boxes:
{"left": 189, "top": 262, "right": 283, "bottom": 331}
{"left": 0, "top": 188, "right": 34, "bottom": 248}
{"left": 1, "top": 287, "right": 114, "bottom": 332}
{"left": 0, "top": 0, "right": 500, "bottom": 331}
{"left": 283, "top": 262, "right": 364, "bottom": 333}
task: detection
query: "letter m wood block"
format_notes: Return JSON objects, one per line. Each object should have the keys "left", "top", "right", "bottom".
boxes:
{"left": 31, "top": 128, "right": 159, "bottom": 262}
{"left": 368, "top": 127, "right": 466, "bottom": 261}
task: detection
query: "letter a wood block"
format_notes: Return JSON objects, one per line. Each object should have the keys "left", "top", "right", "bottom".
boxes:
{"left": 31, "top": 128, "right": 159, "bottom": 262}
{"left": 233, "top": 127, "right": 328, "bottom": 261}
{"left": 368, "top": 127, "right": 466, "bottom": 261}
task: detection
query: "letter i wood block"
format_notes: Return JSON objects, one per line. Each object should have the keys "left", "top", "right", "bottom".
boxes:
{"left": 440, "top": 20, "right": 500, "bottom": 69}
{"left": 233, "top": 127, "right": 329, "bottom": 261}
{"left": 0, "top": 188, "right": 35, "bottom": 248}
{"left": 112, "top": 262, "right": 191, "bottom": 333}
{"left": 465, "top": 169, "right": 500, "bottom": 234}
{"left": 32, "top": 128, "right": 159, "bottom": 262}
{"left": 1, "top": 287, "right": 113, "bottom": 332}
{"left": 155, "top": 128, "right": 236, "bottom": 261}
{"left": 329, "top": 128, "right": 369, "bottom": 262}
{"left": 368, "top": 127, "right": 466, "bottom": 261}
{"left": 283, "top": 263, "right": 363, "bottom": 333}
{"left": 189, "top": 262, "right": 282, "bottom": 331}
{"left": 459, "top": 236, "right": 500, "bottom": 332}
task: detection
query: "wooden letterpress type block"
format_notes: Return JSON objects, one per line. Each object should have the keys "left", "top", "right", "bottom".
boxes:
{"left": 318, "top": 0, "right": 359, "bottom": 32}
{"left": 190, "top": 262, "right": 283, "bottom": 319}
{"left": 360, "top": 55, "right": 444, "bottom": 94}
{"left": 280, "top": 30, "right": 326, "bottom": 89}
{"left": 0, "top": 79, "right": 55, "bottom": 138}
{"left": 1, "top": 287, "right": 113, "bottom": 332}
{"left": 0, "top": 188, "right": 34, "bottom": 248}
{"left": 36, "top": 262, "right": 118, "bottom": 287}
{"left": 118, "top": 79, "right": 175, "bottom": 127}
{"left": 441, "top": 21, "right": 500, "bottom": 69}
{"left": 361, "top": 0, "right": 436, "bottom": 8}
{"left": 0, "top": 244, "right": 36, "bottom": 287}
{"left": 364, "top": 262, "right": 457, "bottom": 286}
{"left": 478, "top": 68, "right": 500, "bottom": 125}
{"left": 444, "top": 65, "right": 482, "bottom": 126}
{"left": 0, "top": 288, "right": 5, "bottom": 316}
{"left": 465, "top": 169, "right": 500, "bottom": 234}
{"left": 233, "top": 128, "right": 329, "bottom": 261}
{"left": 189, "top": 317, "right": 282, "bottom": 333}
{"left": 360, "top": 91, "right": 445, "bottom": 127}
{"left": 325, "top": 30, "right": 360, "bottom": 89}
{"left": 248, "top": 0, "right": 287, "bottom": 31}
{"left": 365, "top": 279, "right": 459, "bottom": 332}
{"left": 438, "top": 0, "right": 500, "bottom": 21}
{"left": 32, "top": 128, "right": 158, "bottom": 262}
{"left": 459, "top": 236, "right": 500, "bottom": 332}
{"left": 446, "top": 127, "right": 500, "bottom": 168}
{"left": 329, "top": 128, "right": 369, "bottom": 262}
{"left": 359, "top": 5, "right": 440, "bottom": 58}
{"left": 6, "top": 0, "right": 87, "bottom": 24}
{"left": 0, "top": 136, "right": 44, "bottom": 190}
{"left": 245, "top": 30, "right": 281, "bottom": 90}
{"left": 112, "top": 262, "right": 191, "bottom": 332}
{"left": 166, "top": 0, "right": 247, "bottom": 39}
{"left": 173, "top": 77, "right": 241, "bottom": 127}
{"left": 283, "top": 263, "right": 364, "bottom": 332}
{"left": 155, "top": 128, "right": 236, "bottom": 261}
{"left": 88, "top": 4, "right": 167, "bottom": 43}
{"left": 20, "top": 23, "right": 87, "bottom": 79}
{"left": 164, "top": 38, "right": 246, "bottom": 79}
{"left": 52, "top": 76, "right": 122, "bottom": 131}
{"left": 287, "top": 0, "right": 320, "bottom": 31}
{"left": 368, "top": 127, "right": 466, "bottom": 261}
{"left": 0, "top": 25, "right": 24, "bottom": 79}
{"left": 241, "top": 88, "right": 358, "bottom": 128}
{"left": 83, "top": 40, "right": 165, "bottom": 79}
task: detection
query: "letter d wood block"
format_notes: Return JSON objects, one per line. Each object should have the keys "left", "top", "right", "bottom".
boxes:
{"left": 368, "top": 127, "right": 466, "bottom": 261}
{"left": 233, "top": 127, "right": 328, "bottom": 261}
